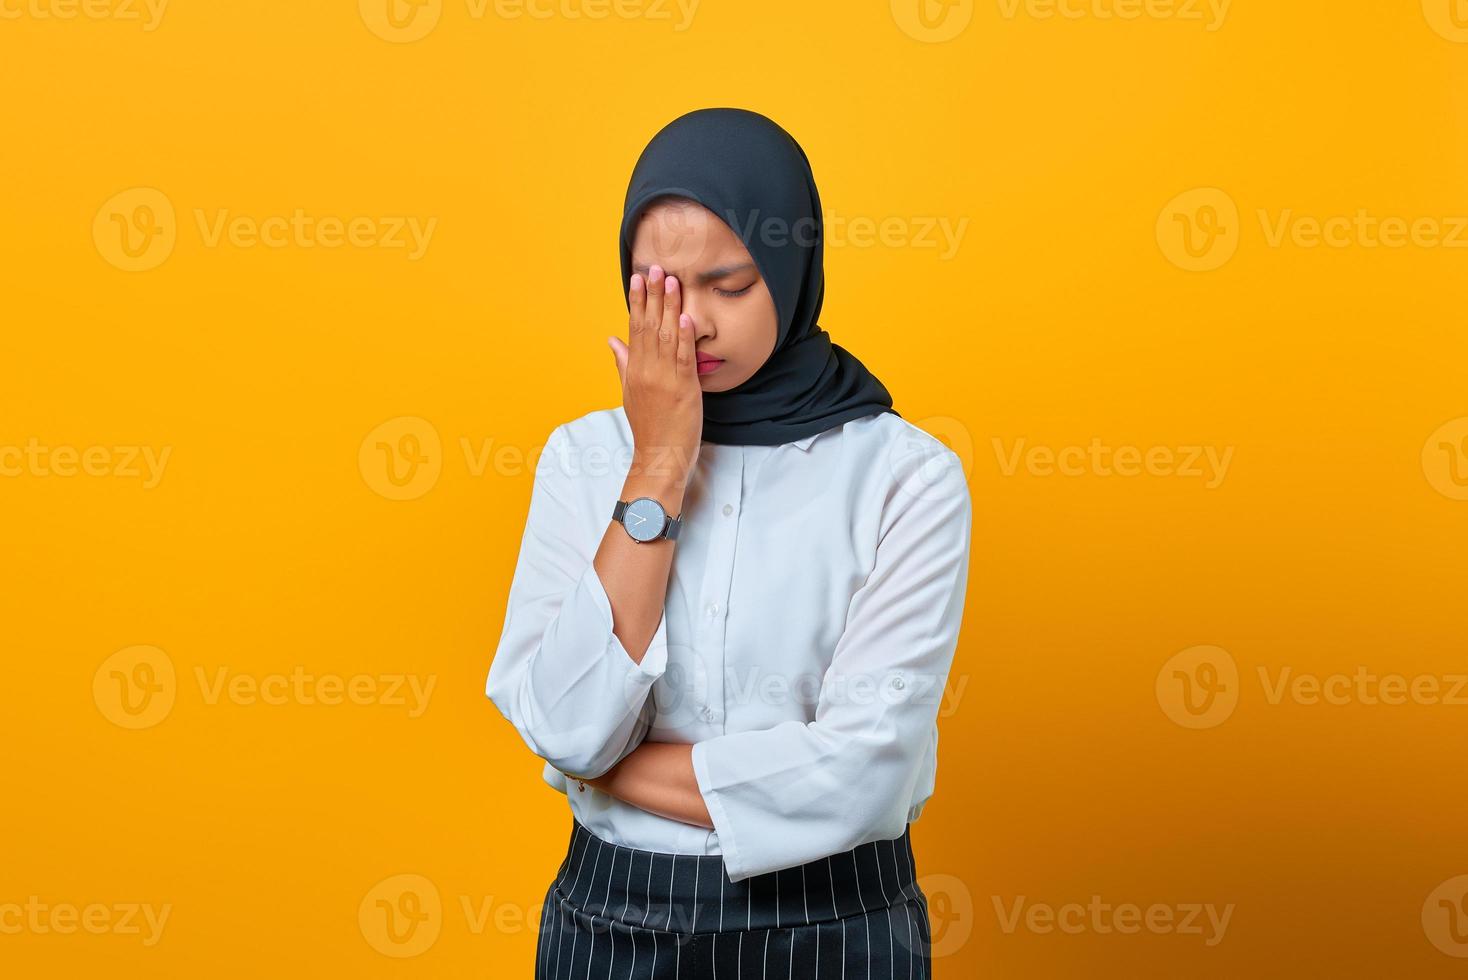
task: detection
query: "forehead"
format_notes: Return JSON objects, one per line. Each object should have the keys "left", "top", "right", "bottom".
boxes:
{"left": 630, "top": 201, "right": 750, "bottom": 264}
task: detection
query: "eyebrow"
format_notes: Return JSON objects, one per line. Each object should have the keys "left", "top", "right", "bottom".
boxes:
{"left": 631, "top": 261, "right": 757, "bottom": 285}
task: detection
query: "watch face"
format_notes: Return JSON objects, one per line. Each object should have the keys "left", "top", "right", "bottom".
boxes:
{"left": 622, "top": 497, "right": 667, "bottom": 542}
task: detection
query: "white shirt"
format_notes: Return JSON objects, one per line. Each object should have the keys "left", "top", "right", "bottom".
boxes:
{"left": 486, "top": 405, "right": 972, "bottom": 882}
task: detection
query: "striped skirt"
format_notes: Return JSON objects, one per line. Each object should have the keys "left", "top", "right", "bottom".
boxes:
{"left": 535, "top": 816, "right": 932, "bottom": 979}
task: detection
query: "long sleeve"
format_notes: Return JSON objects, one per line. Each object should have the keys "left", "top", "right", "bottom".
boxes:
{"left": 486, "top": 423, "right": 671, "bottom": 778}
{"left": 690, "top": 449, "right": 972, "bottom": 882}
{"left": 538, "top": 691, "right": 658, "bottom": 795}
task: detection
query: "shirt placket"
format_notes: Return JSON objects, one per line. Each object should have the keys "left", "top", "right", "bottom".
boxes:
{"left": 694, "top": 446, "right": 742, "bottom": 728}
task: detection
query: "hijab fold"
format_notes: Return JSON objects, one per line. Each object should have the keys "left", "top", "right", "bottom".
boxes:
{"left": 618, "top": 107, "right": 900, "bottom": 447}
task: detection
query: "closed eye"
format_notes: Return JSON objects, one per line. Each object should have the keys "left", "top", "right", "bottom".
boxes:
{"left": 714, "top": 284, "right": 754, "bottom": 297}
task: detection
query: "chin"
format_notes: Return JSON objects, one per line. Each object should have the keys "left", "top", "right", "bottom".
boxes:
{"left": 701, "top": 374, "right": 742, "bottom": 392}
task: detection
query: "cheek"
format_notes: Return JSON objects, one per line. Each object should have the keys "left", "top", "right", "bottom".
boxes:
{"left": 729, "top": 304, "right": 777, "bottom": 362}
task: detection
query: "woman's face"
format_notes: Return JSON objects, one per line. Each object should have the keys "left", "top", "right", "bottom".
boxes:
{"left": 629, "top": 199, "right": 778, "bottom": 392}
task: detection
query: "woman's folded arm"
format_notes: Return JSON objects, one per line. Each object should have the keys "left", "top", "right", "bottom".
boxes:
{"left": 691, "top": 451, "right": 972, "bottom": 881}
{"left": 583, "top": 449, "right": 972, "bottom": 882}
{"left": 486, "top": 424, "right": 671, "bottom": 777}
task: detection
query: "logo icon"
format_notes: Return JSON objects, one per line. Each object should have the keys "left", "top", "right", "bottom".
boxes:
{"left": 360, "top": 0, "right": 442, "bottom": 43}
{"left": 644, "top": 190, "right": 704, "bottom": 255}
{"left": 93, "top": 188, "right": 177, "bottom": 272}
{"left": 1156, "top": 645, "right": 1238, "bottom": 729}
{"left": 1423, "top": 875, "right": 1468, "bottom": 957}
{"left": 635, "top": 187, "right": 731, "bottom": 287}
{"left": 888, "top": 415, "right": 974, "bottom": 503}
{"left": 1422, "top": 417, "right": 1468, "bottom": 501}
{"left": 640, "top": 643, "right": 711, "bottom": 726}
{"left": 359, "top": 873, "right": 442, "bottom": 957}
{"left": 1157, "top": 188, "right": 1240, "bottom": 272}
{"left": 359, "top": 417, "right": 443, "bottom": 501}
{"left": 93, "top": 645, "right": 177, "bottom": 729}
{"left": 1423, "top": 0, "right": 1468, "bottom": 41}
{"left": 915, "top": 872, "right": 973, "bottom": 958}
{"left": 891, "top": 0, "right": 974, "bottom": 42}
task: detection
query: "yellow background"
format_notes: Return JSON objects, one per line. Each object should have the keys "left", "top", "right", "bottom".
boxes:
{"left": 3, "top": 0, "right": 1467, "bottom": 976}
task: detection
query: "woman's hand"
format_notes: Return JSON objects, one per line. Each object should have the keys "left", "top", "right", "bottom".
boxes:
{"left": 608, "top": 265, "right": 702, "bottom": 486}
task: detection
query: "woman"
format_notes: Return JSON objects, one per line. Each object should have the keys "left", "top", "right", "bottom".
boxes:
{"left": 486, "top": 107, "right": 971, "bottom": 979}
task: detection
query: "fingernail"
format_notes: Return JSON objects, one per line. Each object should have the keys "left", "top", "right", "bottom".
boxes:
{"left": 667, "top": 276, "right": 678, "bottom": 290}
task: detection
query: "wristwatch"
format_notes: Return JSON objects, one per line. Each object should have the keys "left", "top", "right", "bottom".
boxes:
{"left": 612, "top": 496, "right": 683, "bottom": 543}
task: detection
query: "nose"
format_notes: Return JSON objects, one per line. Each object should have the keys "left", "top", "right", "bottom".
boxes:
{"left": 682, "top": 289, "right": 712, "bottom": 338}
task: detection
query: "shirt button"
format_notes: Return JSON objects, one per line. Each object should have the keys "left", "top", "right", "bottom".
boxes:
{"left": 722, "top": 504, "right": 733, "bottom": 516}
{"left": 706, "top": 601, "right": 720, "bottom": 618}
{"left": 700, "top": 705, "right": 715, "bottom": 721}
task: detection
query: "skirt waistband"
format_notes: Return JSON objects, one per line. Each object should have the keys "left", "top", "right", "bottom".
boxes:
{"left": 550, "top": 817, "right": 923, "bottom": 935}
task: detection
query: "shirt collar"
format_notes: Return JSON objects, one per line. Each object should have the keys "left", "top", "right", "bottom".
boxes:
{"left": 790, "top": 432, "right": 821, "bottom": 452}
{"left": 685, "top": 431, "right": 822, "bottom": 452}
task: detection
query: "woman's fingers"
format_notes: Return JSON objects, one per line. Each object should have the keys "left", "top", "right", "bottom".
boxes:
{"left": 641, "top": 265, "right": 666, "bottom": 367}
{"left": 625, "top": 264, "right": 692, "bottom": 387}
{"left": 623, "top": 274, "right": 643, "bottom": 384}
{"left": 628, "top": 273, "right": 645, "bottom": 342}
{"left": 661, "top": 275, "right": 682, "bottom": 362}
{"left": 676, "top": 312, "right": 695, "bottom": 380}
{"left": 617, "top": 261, "right": 702, "bottom": 485}
{"left": 608, "top": 335, "right": 629, "bottom": 390}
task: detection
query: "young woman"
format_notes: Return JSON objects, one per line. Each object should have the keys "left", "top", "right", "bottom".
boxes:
{"left": 487, "top": 107, "right": 972, "bottom": 979}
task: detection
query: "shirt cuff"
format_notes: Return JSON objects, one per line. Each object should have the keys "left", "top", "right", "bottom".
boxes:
{"left": 542, "top": 761, "right": 569, "bottom": 794}
{"left": 691, "top": 739, "right": 750, "bottom": 881}
{"left": 580, "top": 558, "right": 669, "bottom": 681}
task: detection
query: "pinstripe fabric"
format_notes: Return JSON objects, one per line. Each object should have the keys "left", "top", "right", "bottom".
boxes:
{"left": 535, "top": 817, "right": 932, "bottom": 979}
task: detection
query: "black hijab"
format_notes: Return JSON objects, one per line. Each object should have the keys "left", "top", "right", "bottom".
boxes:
{"left": 618, "top": 107, "right": 900, "bottom": 447}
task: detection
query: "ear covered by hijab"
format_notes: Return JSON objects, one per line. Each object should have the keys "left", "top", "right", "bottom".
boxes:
{"left": 619, "top": 107, "right": 900, "bottom": 448}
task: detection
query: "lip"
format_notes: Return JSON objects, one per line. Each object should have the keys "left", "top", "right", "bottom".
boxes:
{"left": 696, "top": 356, "right": 724, "bottom": 375}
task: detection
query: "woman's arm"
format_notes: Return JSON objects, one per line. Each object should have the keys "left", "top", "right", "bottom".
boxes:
{"left": 485, "top": 422, "right": 674, "bottom": 778}
{"left": 484, "top": 268, "right": 702, "bottom": 779}
{"left": 685, "top": 450, "right": 971, "bottom": 881}
{"left": 582, "top": 448, "right": 970, "bottom": 881}
{"left": 593, "top": 462, "right": 687, "bottom": 665}
{"left": 601, "top": 266, "right": 703, "bottom": 664}
{"left": 577, "top": 742, "right": 713, "bottom": 829}
{"left": 575, "top": 449, "right": 970, "bottom": 881}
